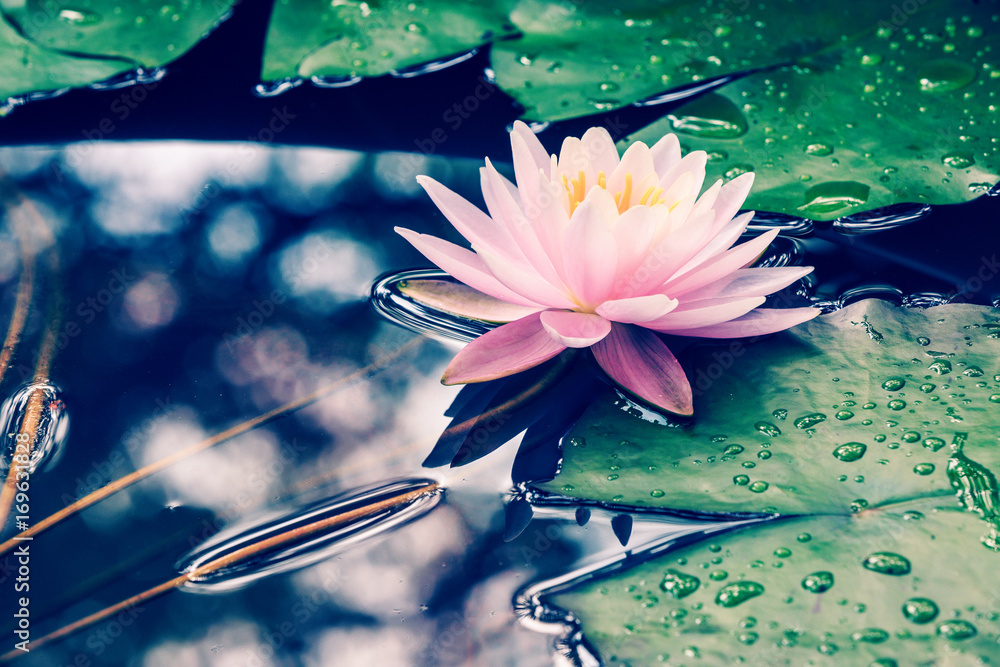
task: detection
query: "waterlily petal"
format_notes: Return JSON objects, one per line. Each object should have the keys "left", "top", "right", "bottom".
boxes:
{"left": 658, "top": 150, "right": 707, "bottom": 193}
{"left": 644, "top": 295, "right": 765, "bottom": 331}
{"left": 591, "top": 323, "right": 693, "bottom": 415}
{"left": 539, "top": 310, "right": 611, "bottom": 348}
{"left": 395, "top": 227, "right": 544, "bottom": 307}
{"left": 510, "top": 120, "right": 551, "bottom": 174}
{"left": 661, "top": 307, "right": 820, "bottom": 338}
{"left": 661, "top": 228, "right": 779, "bottom": 296}
{"left": 481, "top": 160, "right": 566, "bottom": 289}
{"left": 562, "top": 198, "right": 619, "bottom": 307}
{"left": 650, "top": 133, "right": 681, "bottom": 175}
{"left": 710, "top": 171, "right": 754, "bottom": 233}
{"left": 416, "top": 175, "right": 523, "bottom": 263}
{"left": 596, "top": 294, "right": 678, "bottom": 323}
{"left": 690, "top": 178, "right": 723, "bottom": 219}
{"left": 511, "top": 131, "right": 546, "bottom": 216}
{"left": 442, "top": 312, "right": 566, "bottom": 384}
{"left": 669, "top": 211, "right": 755, "bottom": 279}
{"left": 678, "top": 266, "right": 815, "bottom": 303}
{"left": 608, "top": 141, "right": 655, "bottom": 198}
{"left": 612, "top": 205, "right": 660, "bottom": 279}
{"left": 618, "top": 207, "right": 716, "bottom": 298}
{"left": 398, "top": 279, "right": 542, "bottom": 322}
{"left": 580, "top": 125, "right": 620, "bottom": 174}
{"left": 478, "top": 246, "right": 578, "bottom": 310}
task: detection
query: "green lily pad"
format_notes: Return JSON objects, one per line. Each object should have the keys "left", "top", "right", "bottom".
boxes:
{"left": 491, "top": 0, "right": 886, "bottom": 122}
{"left": 261, "top": 0, "right": 515, "bottom": 81}
{"left": 0, "top": 0, "right": 235, "bottom": 101}
{"left": 547, "top": 495, "right": 1000, "bottom": 665}
{"left": 535, "top": 300, "right": 1000, "bottom": 516}
{"left": 624, "top": 1, "right": 1000, "bottom": 219}
{"left": 0, "top": 18, "right": 124, "bottom": 101}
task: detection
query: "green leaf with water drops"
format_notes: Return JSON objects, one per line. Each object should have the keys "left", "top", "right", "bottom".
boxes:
{"left": 261, "top": 0, "right": 516, "bottom": 82}
{"left": 535, "top": 299, "right": 1000, "bottom": 516}
{"left": 0, "top": 17, "right": 126, "bottom": 102}
{"left": 2, "top": 0, "right": 236, "bottom": 69}
{"left": 490, "top": 0, "right": 890, "bottom": 122}
{"left": 545, "top": 495, "right": 1000, "bottom": 665}
{"left": 623, "top": 0, "right": 1000, "bottom": 219}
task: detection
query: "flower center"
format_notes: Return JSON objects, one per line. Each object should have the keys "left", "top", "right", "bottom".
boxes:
{"left": 561, "top": 170, "right": 667, "bottom": 216}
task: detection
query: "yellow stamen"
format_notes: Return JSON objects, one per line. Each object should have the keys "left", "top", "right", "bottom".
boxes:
{"left": 597, "top": 171, "right": 606, "bottom": 189}
{"left": 617, "top": 173, "right": 633, "bottom": 213}
{"left": 574, "top": 170, "right": 586, "bottom": 202}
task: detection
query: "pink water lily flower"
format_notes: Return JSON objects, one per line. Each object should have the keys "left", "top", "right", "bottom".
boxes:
{"left": 396, "top": 122, "right": 818, "bottom": 416}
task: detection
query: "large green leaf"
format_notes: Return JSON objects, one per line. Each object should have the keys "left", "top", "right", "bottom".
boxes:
{"left": 535, "top": 300, "right": 1000, "bottom": 516}
{"left": 491, "top": 0, "right": 884, "bottom": 122}
{"left": 547, "top": 495, "right": 1000, "bottom": 665}
{"left": 0, "top": 0, "right": 235, "bottom": 101}
{"left": 623, "top": 0, "right": 999, "bottom": 219}
{"left": 261, "top": 0, "right": 515, "bottom": 81}
{"left": 0, "top": 18, "right": 124, "bottom": 101}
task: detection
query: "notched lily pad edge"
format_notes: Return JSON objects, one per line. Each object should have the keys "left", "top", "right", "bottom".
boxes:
{"left": 515, "top": 518, "right": 773, "bottom": 665}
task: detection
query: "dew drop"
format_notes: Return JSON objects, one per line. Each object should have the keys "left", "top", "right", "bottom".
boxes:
{"left": 665, "top": 93, "right": 749, "bottom": 138}
{"left": 0, "top": 382, "right": 69, "bottom": 475}
{"left": 918, "top": 59, "right": 976, "bottom": 92}
{"left": 748, "top": 481, "right": 769, "bottom": 493}
{"left": 888, "top": 399, "right": 907, "bottom": 411}
{"left": 794, "top": 413, "right": 827, "bottom": 429}
{"left": 796, "top": 533, "right": 812, "bottom": 543}
{"left": 715, "top": 581, "right": 764, "bottom": 607}
{"left": 902, "top": 431, "right": 921, "bottom": 442}
{"left": 913, "top": 463, "right": 935, "bottom": 475}
{"left": 801, "top": 571, "right": 834, "bottom": 593}
{"left": 733, "top": 474, "right": 750, "bottom": 486}
{"left": 659, "top": 569, "right": 701, "bottom": 599}
{"left": 919, "top": 383, "right": 936, "bottom": 393}
{"left": 709, "top": 570, "right": 728, "bottom": 581}
{"left": 861, "top": 552, "right": 911, "bottom": 575}
{"left": 941, "top": 152, "right": 976, "bottom": 169}
{"left": 963, "top": 365, "right": 985, "bottom": 377}
{"left": 650, "top": 489, "right": 665, "bottom": 498}
{"left": 851, "top": 628, "right": 889, "bottom": 643}
{"left": 800, "top": 181, "right": 870, "bottom": 215}
{"left": 723, "top": 444, "right": 745, "bottom": 456}
{"left": 833, "top": 442, "right": 867, "bottom": 462}
{"left": 772, "top": 408, "right": 788, "bottom": 421}
{"left": 805, "top": 143, "right": 834, "bottom": 157}
{"left": 754, "top": 421, "right": 781, "bottom": 436}
{"left": 936, "top": 619, "right": 977, "bottom": 640}
{"left": 929, "top": 360, "right": 952, "bottom": 374}
{"left": 922, "top": 437, "right": 945, "bottom": 451}
{"left": 916, "top": 336, "right": 931, "bottom": 346}
{"left": 902, "top": 597, "right": 939, "bottom": 624}
{"left": 882, "top": 377, "right": 906, "bottom": 391}
{"left": 835, "top": 410, "right": 854, "bottom": 420}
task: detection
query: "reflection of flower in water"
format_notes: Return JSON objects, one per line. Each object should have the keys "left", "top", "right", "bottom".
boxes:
{"left": 397, "top": 122, "right": 818, "bottom": 414}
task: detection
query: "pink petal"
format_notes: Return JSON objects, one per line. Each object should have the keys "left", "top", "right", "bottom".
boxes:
{"left": 399, "top": 279, "right": 542, "bottom": 322}
{"left": 416, "top": 175, "right": 522, "bottom": 263}
{"left": 608, "top": 142, "right": 655, "bottom": 196}
{"left": 613, "top": 205, "right": 659, "bottom": 279}
{"left": 442, "top": 312, "right": 565, "bottom": 384}
{"left": 690, "top": 179, "right": 723, "bottom": 219}
{"left": 644, "top": 296, "right": 765, "bottom": 331}
{"left": 661, "top": 228, "right": 779, "bottom": 296}
{"left": 562, "top": 198, "right": 619, "bottom": 307}
{"left": 591, "top": 323, "right": 693, "bottom": 416}
{"left": 678, "top": 267, "right": 814, "bottom": 302}
{"left": 539, "top": 310, "right": 611, "bottom": 348}
{"left": 395, "top": 227, "right": 544, "bottom": 307}
{"left": 617, "top": 208, "right": 716, "bottom": 298}
{"left": 650, "top": 133, "right": 681, "bottom": 175}
{"left": 481, "top": 160, "right": 566, "bottom": 289}
{"left": 511, "top": 121, "right": 551, "bottom": 174}
{"left": 659, "top": 150, "right": 707, "bottom": 193}
{"left": 596, "top": 294, "right": 678, "bottom": 323}
{"left": 579, "top": 125, "right": 620, "bottom": 174}
{"left": 669, "top": 211, "right": 754, "bottom": 280}
{"left": 511, "top": 131, "right": 545, "bottom": 216}
{"left": 662, "top": 307, "right": 820, "bottom": 339}
{"left": 711, "top": 172, "right": 754, "bottom": 233}
{"left": 478, "top": 246, "right": 578, "bottom": 310}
